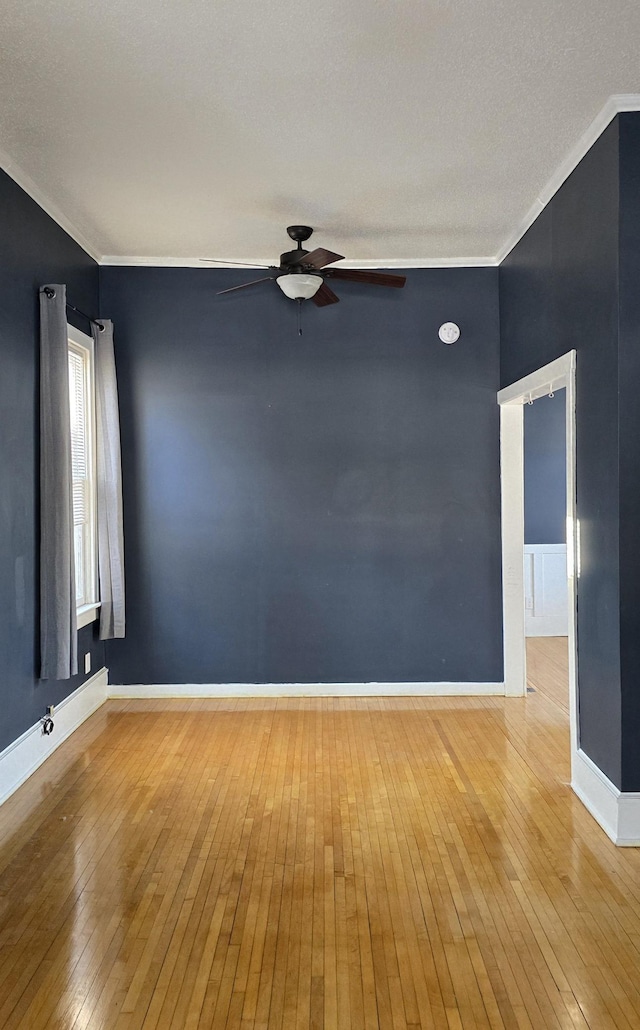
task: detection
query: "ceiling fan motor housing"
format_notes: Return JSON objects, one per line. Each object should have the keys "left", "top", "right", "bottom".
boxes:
{"left": 280, "top": 247, "right": 310, "bottom": 268}
{"left": 281, "top": 225, "right": 314, "bottom": 269}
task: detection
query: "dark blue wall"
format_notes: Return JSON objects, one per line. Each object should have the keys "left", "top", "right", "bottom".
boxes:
{"left": 524, "top": 392, "right": 566, "bottom": 545}
{"left": 500, "top": 116, "right": 635, "bottom": 787}
{"left": 0, "top": 170, "right": 105, "bottom": 752}
{"left": 100, "top": 266, "right": 502, "bottom": 686}
{"left": 618, "top": 116, "right": 640, "bottom": 789}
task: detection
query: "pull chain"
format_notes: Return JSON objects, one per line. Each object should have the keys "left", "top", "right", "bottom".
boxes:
{"left": 297, "top": 299, "right": 303, "bottom": 336}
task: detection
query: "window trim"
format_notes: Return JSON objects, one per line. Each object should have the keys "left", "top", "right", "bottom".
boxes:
{"left": 77, "top": 602, "right": 100, "bottom": 629}
{"left": 68, "top": 323, "right": 100, "bottom": 628}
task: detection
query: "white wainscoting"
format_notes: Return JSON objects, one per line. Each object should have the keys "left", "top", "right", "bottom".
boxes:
{"left": 524, "top": 544, "right": 568, "bottom": 637}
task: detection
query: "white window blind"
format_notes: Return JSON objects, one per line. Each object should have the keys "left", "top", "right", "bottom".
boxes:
{"left": 68, "top": 337, "right": 96, "bottom": 610}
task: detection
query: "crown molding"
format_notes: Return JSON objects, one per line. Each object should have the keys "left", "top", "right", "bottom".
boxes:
{"left": 0, "top": 144, "right": 102, "bottom": 263}
{"left": 99, "top": 255, "right": 498, "bottom": 269}
{"left": 494, "top": 93, "right": 640, "bottom": 264}
{"left": 3, "top": 95, "right": 640, "bottom": 269}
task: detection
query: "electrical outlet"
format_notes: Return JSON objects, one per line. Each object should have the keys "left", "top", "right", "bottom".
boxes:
{"left": 84, "top": 652, "right": 91, "bottom": 675}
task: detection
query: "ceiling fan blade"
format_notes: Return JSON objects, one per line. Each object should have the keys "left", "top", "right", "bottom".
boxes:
{"left": 299, "top": 247, "right": 345, "bottom": 269}
{"left": 312, "top": 282, "right": 340, "bottom": 307}
{"left": 216, "top": 276, "right": 274, "bottom": 296}
{"left": 328, "top": 269, "right": 406, "bottom": 288}
{"left": 202, "top": 258, "right": 273, "bottom": 269}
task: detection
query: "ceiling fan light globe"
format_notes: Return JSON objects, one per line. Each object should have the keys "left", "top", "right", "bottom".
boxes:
{"left": 276, "top": 273, "right": 323, "bottom": 300}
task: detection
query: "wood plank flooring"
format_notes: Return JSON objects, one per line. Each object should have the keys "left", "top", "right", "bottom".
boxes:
{"left": 1, "top": 661, "right": 639, "bottom": 1028}
{"left": 526, "top": 637, "right": 569, "bottom": 715}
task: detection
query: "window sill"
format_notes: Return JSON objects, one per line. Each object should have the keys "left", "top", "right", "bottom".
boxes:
{"left": 77, "top": 602, "right": 101, "bottom": 630}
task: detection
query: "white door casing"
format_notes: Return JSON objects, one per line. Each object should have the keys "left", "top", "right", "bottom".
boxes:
{"left": 498, "top": 352, "right": 578, "bottom": 761}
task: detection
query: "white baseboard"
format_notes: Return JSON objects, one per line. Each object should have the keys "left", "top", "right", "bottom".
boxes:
{"left": 107, "top": 681, "right": 505, "bottom": 699}
{"left": 572, "top": 748, "right": 640, "bottom": 846}
{"left": 0, "top": 667, "right": 108, "bottom": 807}
{"left": 5, "top": 673, "right": 638, "bottom": 847}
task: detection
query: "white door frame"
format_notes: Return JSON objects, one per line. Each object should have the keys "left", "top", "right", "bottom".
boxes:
{"left": 498, "top": 351, "right": 578, "bottom": 767}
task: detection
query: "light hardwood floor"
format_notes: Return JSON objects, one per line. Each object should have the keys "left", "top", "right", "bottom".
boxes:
{"left": 1, "top": 656, "right": 639, "bottom": 1028}
{"left": 526, "top": 636, "right": 569, "bottom": 715}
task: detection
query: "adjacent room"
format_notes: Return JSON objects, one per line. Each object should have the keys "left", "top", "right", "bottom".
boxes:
{"left": 2, "top": 3, "right": 640, "bottom": 1027}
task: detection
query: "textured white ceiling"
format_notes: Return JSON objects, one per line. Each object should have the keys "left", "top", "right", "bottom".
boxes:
{"left": 1, "top": 0, "right": 640, "bottom": 264}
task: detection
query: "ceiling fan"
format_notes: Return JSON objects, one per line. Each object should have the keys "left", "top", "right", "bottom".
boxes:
{"left": 202, "top": 226, "right": 407, "bottom": 307}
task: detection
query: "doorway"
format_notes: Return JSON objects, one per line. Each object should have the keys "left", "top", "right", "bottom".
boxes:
{"left": 498, "top": 351, "right": 578, "bottom": 774}
{"left": 524, "top": 388, "right": 569, "bottom": 713}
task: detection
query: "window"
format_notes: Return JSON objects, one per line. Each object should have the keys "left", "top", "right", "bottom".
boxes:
{"left": 68, "top": 325, "right": 99, "bottom": 628}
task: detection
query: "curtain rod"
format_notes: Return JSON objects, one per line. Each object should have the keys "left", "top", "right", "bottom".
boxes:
{"left": 42, "top": 287, "right": 105, "bottom": 331}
